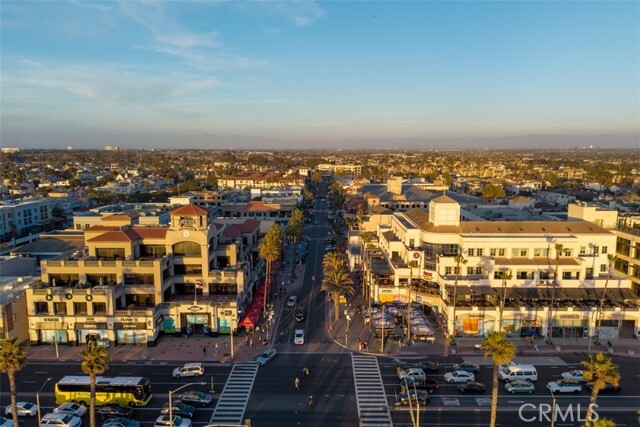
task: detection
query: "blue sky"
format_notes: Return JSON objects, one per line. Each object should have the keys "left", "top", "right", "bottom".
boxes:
{"left": 1, "top": 0, "right": 638, "bottom": 149}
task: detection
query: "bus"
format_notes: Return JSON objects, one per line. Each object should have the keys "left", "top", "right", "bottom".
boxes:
{"left": 55, "top": 376, "right": 152, "bottom": 407}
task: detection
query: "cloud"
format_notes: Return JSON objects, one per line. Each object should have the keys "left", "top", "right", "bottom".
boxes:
{"left": 68, "top": 0, "right": 112, "bottom": 12}
{"left": 156, "top": 31, "right": 221, "bottom": 49}
{"left": 247, "top": 0, "right": 326, "bottom": 27}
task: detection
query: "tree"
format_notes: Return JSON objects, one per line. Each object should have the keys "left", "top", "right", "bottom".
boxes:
{"left": 81, "top": 341, "right": 111, "bottom": 427}
{"left": 481, "top": 331, "right": 517, "bottom": 427}
{"left": 482, "top": 184, "right": 506, "bottom": 199}
{"left": 259, "top": 224, "right": 284, "bottom": 315}
{"left": 547, "top": 243, "right": 564, "bottom": 343}
{"left": 0, "top": 338, "right": 26, "bottom": 427}
{"left": 311, "top": 170, "right": 323, "bottom": 187}
{"left": 497, "top": 269, "right": 512, "bottom": 333}
{"left": 321, "top": 252, "right": 354, "bottom": 326}
{"left": 285, "top": 209, "right": 305, "bottom": 272}
{"left": 595, "top": 255, "right": 617, "bottom": 345}
{"left": 582, "top": 353, "right": 620, "bottom": 426}
{"left": 450, "top": 252, "right": 467, "bottom": 344}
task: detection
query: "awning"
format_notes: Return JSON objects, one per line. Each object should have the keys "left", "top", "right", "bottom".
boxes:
{"left": 445, "top": 285, "right": 474, "bottom": 296}
{"left": 507, "top": 288, "right": 541, "bottom": 299}
{"left": 471, "top": 286, "right": 497, "bottom": 296}
{"left": 559, "top": 288, "right": 590, "bottom": 300}
{"left": 239, "top": 279, "right": 268, "bottom": 327}
{"left": 606, "top": 288, "right": 639, "bottom": 301}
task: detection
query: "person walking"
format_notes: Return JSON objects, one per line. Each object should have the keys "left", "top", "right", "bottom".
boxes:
{"left": 203, "top": 346, "right": 207, "bottom": 356}
{"left": 294, "top": 377, "right": 300, "bottom": 390}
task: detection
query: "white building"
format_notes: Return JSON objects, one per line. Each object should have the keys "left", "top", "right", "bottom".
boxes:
{"left": 0, "top": 198, "right": 55, "bottom": 241}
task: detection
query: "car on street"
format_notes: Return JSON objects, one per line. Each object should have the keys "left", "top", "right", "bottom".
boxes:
{"left": 160, "top": 402, "right": 196, "bottom": 419}
{"left": 294, "top": 307, "right": 306, "bottom": 321}
{"left": 585, "top": 382, "right": 621, "bottom": 394}
{"left": 504, "top": 380, "right": 536, "bottom": 394}
{"left": 54, "top": 403, "right": 87, "bottom": 417}
{"left": 413, "top": 361, "right": 440, "bottom": 372}
{"left": 546, "top": 379, "right": 582, "bottom": 393}
{"left": 561, "top": 370, "right": 586, "bottom": 382}
{"left": 399, "top": 377, "right": 440, "bottom": 394}
{"left": 397, "top": 390, "right": 431, "bottom": 406}
{"left": 397, "top": 368, "right": 427, "bottom": 381}
{"left": 444, "top": 371, "right": 476, "bottom": 383}
{"left": 256, "top": 348, "right": 277, "bottom": 365}
{"left": 97, "top": 406, "right": 132, "bottom": 419}
{"left": 452, "top": 362, "right": 480, "bottom": 373}
{"left": 41, "top": 413, "right": 82, "bottom": 427}
{"left": 294, "top": 328, "right": 305, "bottom": 345}
{"left": 286, "top": 296, "right": 297, "bottom": 308}
{"left": 153, "top": 415, "right": 191, "bottom": 427}
{"left": 102, "top": 418, "right": 140, "bottom": 427}
{"left": 177, "top": 392, "right": 213, "bottom": 407}
{"left": 5, "top": 403, "right": 37, "bottom": 417}
{"left": 498, "top": 362, "right": 520, "bottom": 376}
{"left": 457, "top": 381, "right": 486, "bottom": 394}
{"left": 0, "top": 417, "right": 14, "bottom": 427}
{"left": 172, "top": 363, "right": 204, "bottom": 378}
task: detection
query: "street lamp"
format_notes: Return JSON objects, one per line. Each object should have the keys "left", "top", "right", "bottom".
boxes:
{"left": 587, "top": 308, "right": 597, "bottom": 355}
{"left": 168, "top": 382, "right": 206, "bottom": 427}
{"left": 549, "top": 388, "right": 557, "bottom": 427}
{"left": 345, "top": 311, "right": 351, "bottom": 346}
{"left": 37, "top": 377, "right": 53, "bottom": 427}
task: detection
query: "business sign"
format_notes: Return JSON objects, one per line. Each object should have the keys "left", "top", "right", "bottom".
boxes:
{"left": 114, "top": 322, "right": 147, "bottom": 330}
{"left": 76, "top": 323, "right": 108, "bottom": 329}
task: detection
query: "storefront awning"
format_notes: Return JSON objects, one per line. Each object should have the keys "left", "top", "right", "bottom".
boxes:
{"left": 507, "top": 288, "right": 541, "bottom": 299}
{"left": 239, "top": 278, "right": 268, "bottom": 328}
{"left": 445, "top": 285, "right": 474, "bottom": 296}
{"left": 606, "top": 288, "right": 639, "bottom": 301}
{"left": 559, "top": 288, "right": 590, "bottom": 300}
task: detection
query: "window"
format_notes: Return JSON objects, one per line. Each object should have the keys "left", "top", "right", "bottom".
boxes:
{"left": 602, "top": 246, "right": 608, "bottom": 254}
{"left": 35, "top": 302, "right": 48, "bottom": 315}
{"left": 96, "top": 248, "right": 126, "bottom": 260}
{"left": 93, "top": 303, "right": 107, "bottom": 315}
{"left": 498, "top": 248, "right": 505, "bottom": 257}
{"left": 586, "top": 268, "right": 594, "bottom": 280}
{"left": 600, "top": 264, "right": 607, "bottom": 272}
{"left": 173, "top": 241, "right": 201, "bottom": 257}
{"left": 540, "top": 271, "right": 551, "bottom": 280}
{"left": 74, "top": 302, "right": 87, "bottom": 315}
{"left": 467, "top": 267, "right": 474, "bottom": 275}
{"left": 468, "top": 249, "right": 475, "bottom": 256}
{"left": 54, "top": 302, "right": 67, "bottom": 315}
{"left": 140, "top": 245, "right": 166, "bottom": 257}
{"left": 517, "top": 271, "right": 529, "bottom": 279}
{"left": 593, "top": 246, "right": 600, "bottom": 255}
{"left": 174, "top": 264, "right": 203, "bottom": 275}
{"left": 477, "top": 248, "right": 483, "bottom": 256}
{"left": 494, "top": 270, "right": 510, "bottom": 279}
{"left": 579, "top": 246, "right": 586, "bottom": 255}
{"left": 475, "top": 267, "right": 482, "bottom": 275}
{"left": 564, "top": 249, "right": 571, "bottom": 257}
{"left": 490, "top": 248, "right": 497, "bottom": 256}
{"left": 445, "top": 267, "right": 452, "bottom": 275}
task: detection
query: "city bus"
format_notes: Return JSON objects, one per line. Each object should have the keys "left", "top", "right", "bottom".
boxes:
{"left": 54, "top": 376, "right": 152, "bottom": 407}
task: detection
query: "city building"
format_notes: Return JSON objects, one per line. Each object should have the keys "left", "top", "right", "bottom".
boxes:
{"left": 0, "top": 197, "right": 57, "bottom": 241}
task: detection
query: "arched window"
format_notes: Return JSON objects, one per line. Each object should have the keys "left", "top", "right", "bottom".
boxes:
{"left": 173, "top": 241, "right": 201, "bottom": 257}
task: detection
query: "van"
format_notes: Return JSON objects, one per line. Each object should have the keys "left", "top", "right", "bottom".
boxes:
{"left": 173, "top": 362, "right": 204, "bottom": 378}
{"left": 498, "top": 364, "right": 538, "bottom": 382}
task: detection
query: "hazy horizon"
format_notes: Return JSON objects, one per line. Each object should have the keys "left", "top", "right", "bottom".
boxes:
{"left": 2, "top": 1, "right": 638, "bottom": 149}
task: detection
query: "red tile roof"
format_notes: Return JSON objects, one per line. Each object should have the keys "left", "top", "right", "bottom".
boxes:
{"left": 102, "top": 214, "right": 140, "bottom": 221}
{"left": 134, "top": 228, "right": 168, "bottom": 239}
{"left": 170, "top": 204, "right": 210, "bottom": 216}
{"left": 85, "top": 225, "right": 119, "bottom": 232}
{"left": 87, "top": 228, "right": 141, "bottom": 242}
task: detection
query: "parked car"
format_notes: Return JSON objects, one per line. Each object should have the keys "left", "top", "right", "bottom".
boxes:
{"left": 397, "top": 390, "right": 430, "bottom": 406}
{"left": 286, "top": 296, "right": 297, "bottom": 308}
{"left": 102, "top": 418, "right": 140, "bottom": 427}
{"left": 177, "top": 392, "right": 213, "bottom": 407}
{"left": 413, "top": 361, "right": 440, "bottom": 372}
{"left": 294, "top": 307, "right": 306, "bottom": 321}
{"left": 585, "top": 382, "right": 621, "bottom": 394}
{"left": 153, "top": 415, "right": 191, "bottom": 427}
{"left": 294, "top": 329, "right": 305, "bottom": 345}
{"left": 505, "top": 380, "right": 535, "bottom": 394}
{"left": 41, "top": 413, "right": 82, "bottom": 427}
{"left": 5, "top": 403, "right": 38, "bottom": 417}
{"left": 444, "top": 371, "right": 475, "bottom": 383}
{"left": 256, "top": 348, "right": 277, "bottom": 365}
{"left": 53, "top": 403, "right": 87, "bottom": 417}
{"left": 173, "top": 363, "right": 204, "bottom": 378}
{"left": 400, "top": 377, "right": 439, "bottom": 394}
{"left": 561, "top": 370, "right": 586, "bottom": 382}
{"left": 97, "top": 406, "right": 132, "bottom": 419}
{"left": 397, "top": 368, "right": 427, "bottom": 381}
{"left": 458, "top": 382, "right": 486, "bottom": 394}
{"left": 452, "top": 362, "right": 480, "bottom": 373}
{"left": 546, "top": 379, "right": 582, "bottom": 393}
{"left": 160, "top": 402, "right": 195, "bottom": 419}
{"left": 0, "top": 417, "right": 14, "bottom": 427}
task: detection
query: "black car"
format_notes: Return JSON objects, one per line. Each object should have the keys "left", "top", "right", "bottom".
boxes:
{"left": 400, "top": 377, "right": 440, "bottom": 394}
{"left": 294, "top": 307, "right": 306, "bottom": 322}
{"left": 397, "top": 389, "right": 430, "bottom": 406}
{"left": 97, "top": 405, "right": 133, "bottom": 419}
{"left": 178, "top": 391, "right": 214, "bottom": 407}
{"left": 414, "top": 360, "right": 440, "bottom": 372}
{"left": 585, "top": 382, "right": 621, "bottom": 394}
{"left": 458, "top": 381, "right": 486, "bottom": 394}
{"left": 160, "top": 401, "right": 196, "bottom": 418}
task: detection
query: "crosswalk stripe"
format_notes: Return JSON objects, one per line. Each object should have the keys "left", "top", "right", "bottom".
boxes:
{"left": 351, "top": 354, "right": 393, "bottom": 427}
{"left": 210, "top": 362, "right": 258, "bottom": 425}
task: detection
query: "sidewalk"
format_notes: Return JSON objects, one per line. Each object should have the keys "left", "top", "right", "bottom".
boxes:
{"left": 25, "top": 263, "right": 307, "bottom": 365}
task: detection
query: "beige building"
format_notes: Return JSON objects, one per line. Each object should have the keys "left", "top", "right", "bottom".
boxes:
{"left": 28, "top": 204, "right": 262, "bottom": 346}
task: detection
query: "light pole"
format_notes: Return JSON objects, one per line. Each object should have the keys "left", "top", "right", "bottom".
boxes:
{"left": 37, "top": 377, "right": 53, "bottom": 427}
{"left": 169, "top": 382, "right": 206, "bottom": 427}
{"left": 345, "top": 311, "right": 351, "bottom": 346}
{"left": 587, "top": 308, "right": 597, "bottom": 355}
{"left": 549, "top": 388, "right": 557, "bottom": 427}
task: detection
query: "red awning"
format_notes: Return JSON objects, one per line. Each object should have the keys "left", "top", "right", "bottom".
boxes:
{"left": 239, "top": 279, "right": 267, "bottom": 327}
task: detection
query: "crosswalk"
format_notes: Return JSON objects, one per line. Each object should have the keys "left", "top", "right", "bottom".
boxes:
{"left": 209, "top": 362, "right": 259, "bottom": 426}
{"left": 351, "top": 354, "right": 393, "bottom": 427}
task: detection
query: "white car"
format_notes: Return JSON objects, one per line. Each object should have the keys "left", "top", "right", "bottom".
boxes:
{"left": 498, "top": 362, "right": 519, "bottom": 376}
{"left": 294, "top": 329, "right": 305, "bottom": 345}
{"left": 5, "top": 402, "right": 38, "bottom": 417}
{"left": 561, "top": 370, "right": 586, "bottom": 382}
{"left": 53, "top": 402, "right": 87, "bottom": 417}
{"left": 41, "top": 413, "right": 82, "bottom": 427}
{"left": 0, "top": 417, "right": 14, "bottom": 427}
{"left": 546, "top": 379, "right": 582, "bottom": 393}
{"left": 444, "top": 370, "right": 476, "bottom": 383}
{"left": 286, "top": 296, "right": 297, "bottom": 308}
{"left": 154, "top": 415, "right": 191, "bottom": 427}
{"left": 173, "top": 363, "right": 204, "bottom": 378}
{"left": 397, "top": 368, "right": 427, "bottom": 380}
{"left": 256, "top": 348, "right": 277, "bottom": 365}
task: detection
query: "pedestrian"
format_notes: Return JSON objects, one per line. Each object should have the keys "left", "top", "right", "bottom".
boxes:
{"left": 607, "top": 340, "right": 612, "bottom": 348}
{"left": 249, "top": 337, "right": 254, "bottom": 348}
{"left": 203, "top": 346, "right": 207, "bottom": 356}
{"left": 533, "top": 344, "right": 539, "bottom": 352}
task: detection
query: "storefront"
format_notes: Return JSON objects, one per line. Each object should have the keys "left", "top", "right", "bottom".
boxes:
{"left": 501, "top": 317, "right": 543, "bottom": 337}
{"left": 76, "top": 322, "right": 109, "bottom": 344}
{"left": 454, "top": 313, "right": 495, "bottom": 337}
{"left": 114, "top": 321, "right": 148, "bottom": 344}
{"left": 217, "top": 308, "right": 235, "bottom": 334}
{"left": 35, "top": 319, "right": 71, "bottom": 344}
{"left": 551, "top": 314, "right": 588, "bottom": 339}
{"left": 181, "top": 313, "right": 211, "bottom": 335}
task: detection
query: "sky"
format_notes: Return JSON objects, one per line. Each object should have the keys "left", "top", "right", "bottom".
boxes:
{"left": 1, "top": 0, "right": 639, "bottom": 150}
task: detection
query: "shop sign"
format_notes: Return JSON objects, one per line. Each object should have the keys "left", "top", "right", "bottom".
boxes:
{"left": 118, "top": 317, "right": 139, "bottom": 322}
{"left": 37, "top": 322, "right": 68, "bottom": 330}
{"left": 76, "top": 323, "right": 108, "bottom": 329}
{"left": 44, "top": 317, "right": 61, "bottom": 322}
{"left": 188, "top": 306, "right": 203, "bottom": 312}
{"left": 559, "top": 314, "right": 580, "bottom": 319}
{"left": 114, "top": 322, "right": 147, "bottom": 329}
{"left": 179, "top": 217, "right": 196, "bottom": 227}
{"left": 423, "top": 271, "right": 433, "bottom": 278}
{"left": 219, "top": 310, "right": 233, "bottom": 316}
{"left": 467, "top": 314, "right": 485, "bottom": 318}
{"left": 380, "top": 289, "right": 393, "bottom": 294}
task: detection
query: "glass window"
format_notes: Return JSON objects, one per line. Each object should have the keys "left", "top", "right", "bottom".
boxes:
{"left": 467, "top": 267, "right": 474, "bottom": 275}
{"left": 173, "top": 241, "right": 201, "bottom": 257}
{"left": 468, "top": 249, "right": 475, "bottom": 256}
{"left": 602, "top": 246, "right": 608, "bottom": 254}
{"left": 477, "top": 248, "right": 483, "bottom": 256}
{"left": 498, "top": 248, "right": 505, "bottom": 257}
{"left": 586, "top": 268, "right": 594, "bottom": 279}
{"left": 579, "top": 246, "right": 586, "bottom": 255}
{"left": 600, "top": 264, "right": 607, "bottom": 272}
{"left": 490, "top": 248, "right": 497, "bottom": 256}
{"left": 445, "top": 267, "right": 452, "bottom": 275}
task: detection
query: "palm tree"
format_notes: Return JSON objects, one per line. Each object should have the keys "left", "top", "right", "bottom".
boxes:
{"left": 321, "top": 252, "right": 354, "bottom": 326}
{"left": 582, "top": 353, "right": 620, "bottom": 426}
{"left": 259, "top": 224, "right": 284, "bottom": 315}
{"left": 285, "top": 209, "right": 305, "bottom": 273}
{"left": 450, "top": 252, "right": 467, "bottom": 345}
{"left": 547, "top": 242, "right": 564, "bottom": 344}
{"left": 81, "top": 341, "right": 110, "bottom": 427}
{"left": 595, "top": 255, "right": 617, "bottom": 345}
{"left": 407, "top": 260, "right": 419, "bottom": 343}
{"left": 0, "top": 338, "right": 26, "bottom": 427}
{"left": 498, "top": 269, "right": 513, "bottom": 333}
{"left": 589, "top": 419, "right": 617, "bottom": 427}
{"left": 481, "top": 331, "right": 517, "bottom": 427}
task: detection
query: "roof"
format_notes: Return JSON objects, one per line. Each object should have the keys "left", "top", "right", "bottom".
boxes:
{"left": 133, "top": 228, "right": 168, "bottom": 239}
{"left": 431, "top": 194, "right": 459, "bottom": 204}
{"left": 87, "top": 228, "right": 141, "bottom": 242}
{"left": 11, "top": 236, "right": 84, "bottom": 255}
{"left": 511, "top": 196, "right": 532, "bottom": 203}
{"left": 85, "top": 225, "right": 119, "bottom": 232}
{"left": 493, "top": 257, "right": 581, "bottom": 266}
{"left": 170, "top": 204, "right": 209, "bottom": 216}
{"left": 102, "top": 214, "right": 139, "bottom": 221}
